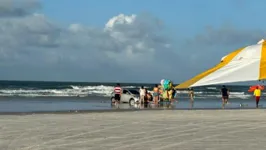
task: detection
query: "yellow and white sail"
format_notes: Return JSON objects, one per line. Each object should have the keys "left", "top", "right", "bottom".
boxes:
{"left": 175, "top": 39, "right": 266, "bottom": 89}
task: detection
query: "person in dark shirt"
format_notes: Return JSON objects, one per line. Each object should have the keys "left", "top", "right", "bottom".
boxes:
{"left": 221, "top": 85, "right": 229, "bottom": 108}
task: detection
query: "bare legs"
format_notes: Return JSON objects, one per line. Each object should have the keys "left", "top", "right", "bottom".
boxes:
{"left": 256, "top": 97, "right": 260, "bottom": 108}
{"left": 170, "top": 98, "right": 175, "bottom": 104}
{"left": 222, "top": 98, "right": 225, "bottom": 109}
{"left": 190, "top": 96, "right": 194, "bottom": 108}
{"left": 140, "top": 95, "right": 145, "bottom": 104}
{"left": 222, "top": 97, "right": 228, "bottom": 109}
{"left": 154, "top": 96, "right": 158, "bottom": 105}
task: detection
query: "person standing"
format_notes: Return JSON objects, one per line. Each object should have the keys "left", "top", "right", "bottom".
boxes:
{"left": 253, "top": 86, "right": 261, "bottom": 108}
{"left": 153, "top": 84, "right": 159, "bottom": 105}
{"left": 139, "top": 86, "right": 145, "bottom": 104}
{"left": 114, "top": 83, "right": 122, "bottom": 105}
{"left": 188, "top": 88, "right": 194, "bottom": 102}
{"left": 144, "top": 88, "right": 148, "bottom": 102}
{"left": 221, "top": 85, "right": 229, "bottom": 108}
{"left": 170, "top": 88, "right": 176, "bottom": 104}
{"left": 188, "top": 88, "right": 194, "bottom": 108}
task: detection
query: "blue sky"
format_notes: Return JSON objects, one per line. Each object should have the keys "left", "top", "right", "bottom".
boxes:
{"left": 0, "top": 0, "right": 266, "bottom": 83}
{"left": 40, "top": 0, "right": 266, "bottom": 36}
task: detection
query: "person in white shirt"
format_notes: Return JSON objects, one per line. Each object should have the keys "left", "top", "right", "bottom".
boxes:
{"left": 139, "top": 86, "right": 145, "bottom": 104}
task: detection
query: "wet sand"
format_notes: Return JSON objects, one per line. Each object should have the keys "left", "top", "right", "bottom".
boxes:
{"left": 1, "top": 109, "right": 266, "bottom": 150}
{"left": 0, "top": 97, "right": 264, "bottom": 113}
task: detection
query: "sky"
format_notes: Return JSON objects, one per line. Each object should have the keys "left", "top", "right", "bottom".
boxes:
{"left": 0, "top": 0, "right": 266, "bottom": 83}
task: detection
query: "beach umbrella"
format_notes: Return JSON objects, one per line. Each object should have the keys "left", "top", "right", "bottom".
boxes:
{"left": 248, "top": 85, "right": 264, "bottom": 92}
{"left": 175, "top": 39, "right": 266, "bottom": 89}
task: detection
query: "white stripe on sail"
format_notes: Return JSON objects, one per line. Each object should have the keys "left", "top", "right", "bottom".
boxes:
{"left": 191, "top": 43, "right": 262, "bottom": 87}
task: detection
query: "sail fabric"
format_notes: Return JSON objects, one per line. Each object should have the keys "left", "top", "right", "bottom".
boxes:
{"left": 176, "top": 39, "right": 266, "bottom": 89}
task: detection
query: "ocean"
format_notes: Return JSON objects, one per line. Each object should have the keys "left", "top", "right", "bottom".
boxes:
{"left": 0, "top": 80, "right": 264, "bottom": 113}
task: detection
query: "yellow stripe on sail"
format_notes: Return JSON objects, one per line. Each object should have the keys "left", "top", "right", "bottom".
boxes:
{"left": 259, "top": 42, "right": 266, "bottom": 80}
{"left": 175, "top": 47, "right": 245, "bottom": 89}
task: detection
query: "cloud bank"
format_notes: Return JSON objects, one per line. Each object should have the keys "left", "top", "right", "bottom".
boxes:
{"left": 0, "top": 0, "right": 265, "bottom": 83}
{"left": 0, "top": 0, "right": 177, "bottom": 82}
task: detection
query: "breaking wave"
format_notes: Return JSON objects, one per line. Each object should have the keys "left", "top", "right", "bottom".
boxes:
{"left": 0, "top": 81, "right": 258, "bottom": 99}
{"left": 0, "top": 85, "right": 120, "bottom": 97}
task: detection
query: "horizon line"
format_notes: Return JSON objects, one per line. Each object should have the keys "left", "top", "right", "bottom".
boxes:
{"left": 0, "top": 79, "right": 259, "bottom": 87}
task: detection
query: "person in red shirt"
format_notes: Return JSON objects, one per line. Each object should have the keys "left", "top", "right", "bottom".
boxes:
{"left": 114, "top": 83, "right": 122, "bottom": 105}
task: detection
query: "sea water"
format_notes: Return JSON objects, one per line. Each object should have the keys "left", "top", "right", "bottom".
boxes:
{"left": 0, "top": 80, "right": 263, "bottom": 112}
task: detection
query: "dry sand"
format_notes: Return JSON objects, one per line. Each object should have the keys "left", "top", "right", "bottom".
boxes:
{"left": 1, "top": 109, "right": 266, "bottom": 150}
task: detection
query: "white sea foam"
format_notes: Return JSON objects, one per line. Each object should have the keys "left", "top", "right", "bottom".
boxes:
{"left": 206, "top": 87, "right": 217, "bottom": 90}
{"left": 0, "top": 85, "right": 139, "bottom": 97}
{"left": 0, "top": 85, "right": 258, "bottom": 99}
{"left": 175, "top": 90, "right": 252, "bottom": 99}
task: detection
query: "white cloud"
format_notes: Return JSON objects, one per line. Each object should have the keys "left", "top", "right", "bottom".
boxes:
{"left": 0, "top": 0, "right": 176, "bottom": 82}
{"left": 1, "top": 1, "right": 263, "bottom": 83}
{"left": 105, "top": 14, "right": 137, "bottom": 30}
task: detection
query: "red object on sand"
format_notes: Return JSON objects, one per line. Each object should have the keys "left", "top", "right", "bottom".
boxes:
{"left": 248, "top": 85, "right": 264, "bottom": 92}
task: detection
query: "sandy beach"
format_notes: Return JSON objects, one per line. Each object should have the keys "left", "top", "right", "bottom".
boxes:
{"left": 1, "top": 110, "right": 266, "bottom": 150}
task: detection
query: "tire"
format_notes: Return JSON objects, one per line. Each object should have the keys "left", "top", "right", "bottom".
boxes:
{"left": 129, "top": 98, "right": 135, "bottom": 105}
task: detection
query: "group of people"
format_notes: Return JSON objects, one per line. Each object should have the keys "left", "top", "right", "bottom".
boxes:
{"left": 112, "top": 83, "right": 177, "bottom": 106}
{"left": 187, "top": 85, "right": 231, "bottom": 108}
{"left": 139, "top": 84, "right": 177, "bottom": 105}
{"left": 112, "top": 83, "right": 153, "bottom": 105}
{"left": 217, "top": 85, "right": 262, "bottom": 108}
{"left": 139, "top": 86, "right": 153, "bottom": 103}
{"left": 113, "top": 83, "right": 263, "bottom": 108}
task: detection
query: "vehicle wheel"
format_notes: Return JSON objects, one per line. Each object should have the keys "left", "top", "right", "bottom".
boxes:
{"left": 111, "top": 97, "right": 115, "bottom": 103}
{"left": 129, "top": 98, "right": 135, "bottom": 105}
